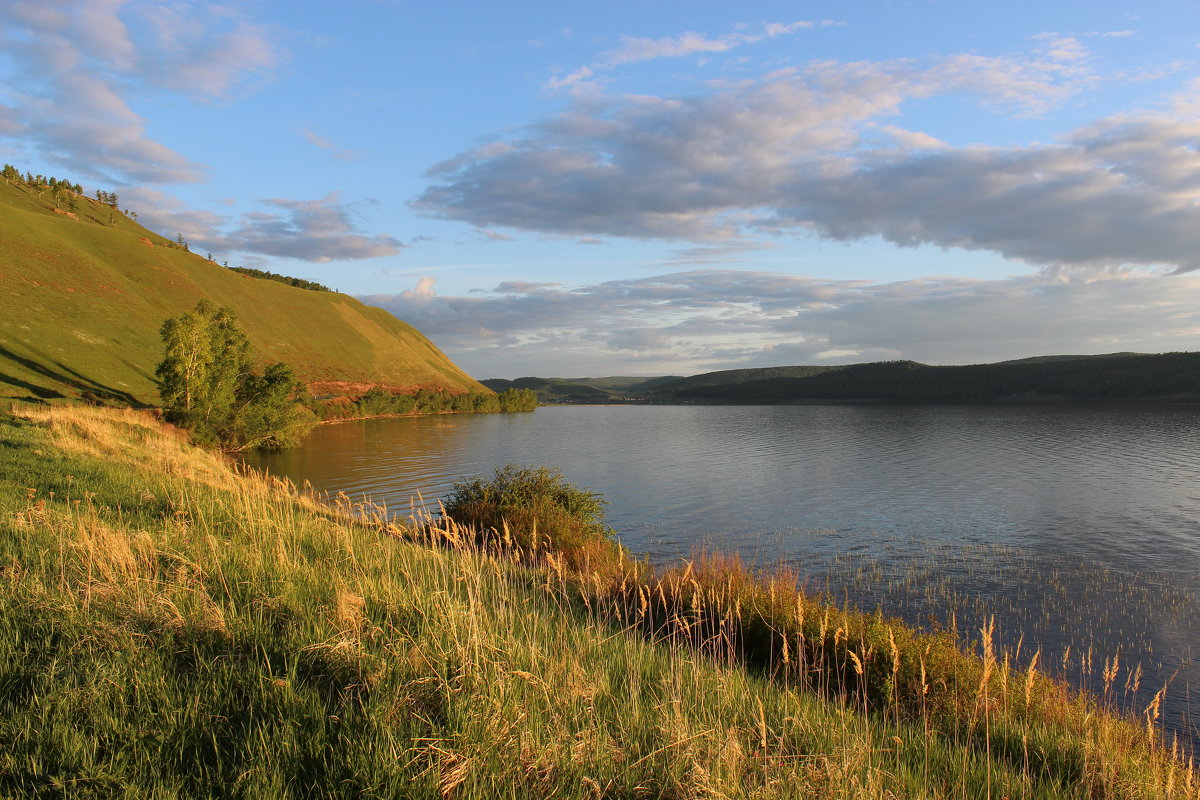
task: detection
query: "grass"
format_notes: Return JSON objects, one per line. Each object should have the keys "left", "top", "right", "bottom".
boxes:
{"left": 0, "top": 178, "right": 484, "bottom": 407}
{"left": 0, "top": 403, "right": 1196, "bottom": 798}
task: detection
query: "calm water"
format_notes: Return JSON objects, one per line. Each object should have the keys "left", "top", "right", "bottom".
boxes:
{"left": 244, "top": 403, "right": 1200, "bottom": 744}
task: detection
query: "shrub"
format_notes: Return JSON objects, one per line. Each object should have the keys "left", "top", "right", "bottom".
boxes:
{"left": 442, "top": 464, "right": 621, "bottom": 569}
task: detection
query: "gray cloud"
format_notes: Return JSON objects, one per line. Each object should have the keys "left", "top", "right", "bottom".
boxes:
{"left": 121, "top": 187, "right": 405, "bottom": 262}
{"left": 219, "top": 194, "right": 406, "bottom": 262}
{"left": 0, "top": 1, "right": 277, "bottom": 185}
{"left": 416, "top": 48, "right": 1200, "bottom": 273}
{"left": 362, "top": 269, "right": 1200, "bottom": 377}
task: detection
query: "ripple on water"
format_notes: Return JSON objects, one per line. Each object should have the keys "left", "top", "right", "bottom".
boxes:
{"left": 244, "top": 403, "right": 1200, "bottom": 748}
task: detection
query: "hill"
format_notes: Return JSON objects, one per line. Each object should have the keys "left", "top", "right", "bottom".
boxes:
{"left": 656, "top": 353, "right": 1200, "bottom": 403}
{"left": 480, "top": 375, "right": 683, "bottom": 404}
{"left": 0, "top": 171, "right": 486, "bottom": 407}
{"left": 488, "top": 353, "right": 1200, "bottom": 405}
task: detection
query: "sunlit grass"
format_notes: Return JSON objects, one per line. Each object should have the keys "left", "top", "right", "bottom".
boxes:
{"left": 1, "top": 403, "right": 1196, "bottom": 798}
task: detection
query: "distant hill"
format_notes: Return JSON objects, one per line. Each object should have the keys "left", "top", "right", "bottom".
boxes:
{"left": 0, "top": 171, "right": 487, "bottom": 406}
{"left": 489, "top": 353, "right": 1200, "bottom": 405}
{"left": 480, "top": 375, "right": 685, "bottom": 404}
{"left": 642, "top": 365, "right": 837, "bottom": 396}
{"left": 651, "top": 354, "right": 1200, "bottom": 403}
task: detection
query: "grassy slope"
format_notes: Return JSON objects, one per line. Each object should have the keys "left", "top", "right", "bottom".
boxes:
{"left": 1, "top": 404, "right": 1195, "bottom": 798}
{"left": 0, "top": 179, "right": 484, "bottom": 406}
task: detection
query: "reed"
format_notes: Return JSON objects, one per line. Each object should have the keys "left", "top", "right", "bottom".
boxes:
{"left": 0, "top": 403, "right": 1195, "bottom": 798}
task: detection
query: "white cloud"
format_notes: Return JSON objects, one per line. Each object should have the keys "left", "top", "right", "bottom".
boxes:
{"left": 545, "top": 20, "right": 830, "bottom": 94}
{"left": 219, "top": 193, "right": 406, "bottom": 262}
{"left": 605, "top": 30, "right": 754, "bottom": 65}
{"left": 298, "top": 128, "right": 360, "bottom": 160}
{"left": 121, "top": 187, "right": 406, "bottom": 262}
{"left": 362, "top": 269, "right": 1200, "bottom": 377}
{"left": 418, "top": 49, "right": 1200, "bottom": 273}
{"left": 0, "top": 1, "right": 278, "bottom": 185}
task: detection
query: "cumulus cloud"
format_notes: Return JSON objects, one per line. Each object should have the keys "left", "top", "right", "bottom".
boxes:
{"left": 362, "top": 269, "right": 1200, "bottom": 377}
{"left": 0, "top": 1, "right": 278, "bottom": 184}
{"left": 418, "top": 46, "right": 1200, "bottom": 273}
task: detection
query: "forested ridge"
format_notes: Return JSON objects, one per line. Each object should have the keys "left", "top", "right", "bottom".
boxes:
{"left": 664, "top": 352, "right": 1200, "bottom": 403}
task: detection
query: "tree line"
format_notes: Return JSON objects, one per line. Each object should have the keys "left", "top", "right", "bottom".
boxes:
{"left": 667, "top": 353, "right": 1200, "bottom": 404}
{"left": 2, "top": 164, "right": 83, "bottom": 195}
{"left": 226, "top": 266, "right": 332, "bottom": 293}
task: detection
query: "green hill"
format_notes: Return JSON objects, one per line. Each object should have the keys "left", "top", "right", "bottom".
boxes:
{"left": 658, "top": 353, "right": 1200, "bottom": 403}
{"left": 480, "top": 375, "right": 683, "bottom": 404}
{"left": 480, "top": 377, "right": 627, "bottom": 404}
{"left": 487, "top": 353, "right": 1200, "bottom": 405}
{"left": 0, "top": 172, "right": 486, "bottom": 407}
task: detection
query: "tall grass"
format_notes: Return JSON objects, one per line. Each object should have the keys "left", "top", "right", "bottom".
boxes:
{"left": 1, "top": 404, "right": 1195, "bottom": 798}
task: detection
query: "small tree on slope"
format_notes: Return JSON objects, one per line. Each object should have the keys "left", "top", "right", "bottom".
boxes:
{"left": 156, "top": 300, "right": 315, "bottom": 450}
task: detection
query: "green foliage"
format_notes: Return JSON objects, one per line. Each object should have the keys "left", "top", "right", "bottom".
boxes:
{"left": 227, "top": 265, "right": 333, "bottom": 292}
{"left": 443, "top": 464, "right": 618, "bottom": 566}
{"left": 315, "top": 386, "right": 536, "bottom": 420}
{"left": 157, "top": 301, "right": 315, "bottom": 450}
{"left": 481, "top": 377, "right": 664, "bottom": 404}
{"left": 497, "top": 387, "right": 537, "bottom": 411}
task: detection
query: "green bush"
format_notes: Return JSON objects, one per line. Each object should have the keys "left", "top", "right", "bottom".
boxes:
{"left": 442, "top": 465, "right": 620, "bottom": 568}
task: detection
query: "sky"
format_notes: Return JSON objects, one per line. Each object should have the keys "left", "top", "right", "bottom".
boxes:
{"left": 3, "top": 1, "right": 1200, "bottom": 378}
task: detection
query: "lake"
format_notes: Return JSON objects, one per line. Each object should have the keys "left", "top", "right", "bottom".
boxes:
{"left": 243, "top": 403, "right": 1200, "bottom": 745}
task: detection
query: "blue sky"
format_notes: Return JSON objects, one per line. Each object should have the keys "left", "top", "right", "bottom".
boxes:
{"left": 3, "top": 1, "right": 1200, "bottom": 378}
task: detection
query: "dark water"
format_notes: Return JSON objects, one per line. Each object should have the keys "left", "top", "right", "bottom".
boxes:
{"left": 244, "top": 403, "right": 1200, "bottom": 745}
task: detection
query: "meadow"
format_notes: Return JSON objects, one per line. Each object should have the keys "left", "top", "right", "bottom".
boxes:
{"left": 0, "top": 403, "right": 1195, "bottom": 798}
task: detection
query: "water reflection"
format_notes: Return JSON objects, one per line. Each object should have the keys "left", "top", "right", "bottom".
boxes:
{"left": 245, "top": 403, "right": 1200, "bottom": 746}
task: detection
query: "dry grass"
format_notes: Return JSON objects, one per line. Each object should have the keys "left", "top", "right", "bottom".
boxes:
{"left": 0, "top": 403, "right": 1196, "bottom": 798}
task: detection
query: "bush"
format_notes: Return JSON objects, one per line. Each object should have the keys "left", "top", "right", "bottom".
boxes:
{"left": 442, "top": 464, "right": 620, "bottom": 569}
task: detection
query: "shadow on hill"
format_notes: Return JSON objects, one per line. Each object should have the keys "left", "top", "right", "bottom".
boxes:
{"left": 0, "top": 371, "right": 64, "bottom": 400}
{"left": 0, "top": 343, "right": 145, "bottom": 406}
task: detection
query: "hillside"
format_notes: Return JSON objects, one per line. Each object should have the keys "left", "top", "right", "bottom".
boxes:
{"left": 489, "top": 353, "right": 1200, "bottom": 405}
{"left": 0, "top": 173, "right": 486, "bottom": 406}
{"left": 659, "top": 353, "right": 1200, "bottom": 403}
{"left": 2, "top": 403, "right": 1194, "bottom": 798}
{"left": 481, "top": 375, "right": 682, "bottom": 404}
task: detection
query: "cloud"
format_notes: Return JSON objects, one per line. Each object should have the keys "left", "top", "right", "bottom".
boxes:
{"left": 417, "top": 48, "right": 1200, "bottom": 273}
{"left": 298, "top": 127, "right": 360, "bottom": 160}
{"left": 466, "top": 227, "right": 513, "bottom": 243}
{"left": 362, "top": 268, "right": 1200, "bottom": 377}
{"left": 545, "top": 20, "right": 830, "bottom": 94}
{"left": 219, "top": 193, "right": 406, "bottom": 262}
{"left": 120, "top": 187, "right": 405, "bottom": 262}
{"left": 0, "top": 1, "right": 278, "bottom": 185}
{"left": 602, "top": 20, "right": 823, "bottom": 67}
{"left": 138, "top": 3, "right": 278, "bottom": 96}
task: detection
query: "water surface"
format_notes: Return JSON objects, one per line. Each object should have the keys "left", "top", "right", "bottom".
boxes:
{"left": 245, "top": 403, "right": 1200, "bottom": 743}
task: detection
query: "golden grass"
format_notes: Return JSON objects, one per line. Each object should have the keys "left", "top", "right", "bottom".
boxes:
{"left": 2, "top": 403, "right": 1197, "bottom": 798}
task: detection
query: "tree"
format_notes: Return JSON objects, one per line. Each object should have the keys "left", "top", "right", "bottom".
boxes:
{"left": 156, "top": 301, "right": 315, "bottom": 450}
